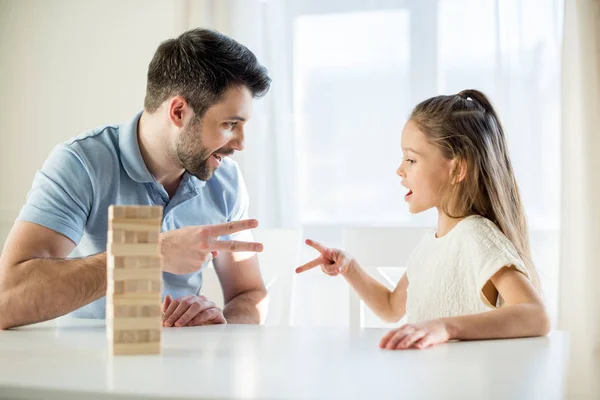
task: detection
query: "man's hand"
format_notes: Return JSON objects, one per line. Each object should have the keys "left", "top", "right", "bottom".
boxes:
{"left": 160, "top": 219, "right": 263, "bottom": 275}
{"left": 295, "top": 239, "right": 356, "bottom": 276}
{"left": 161, "top": 294, "right": 226, "bottom": 327}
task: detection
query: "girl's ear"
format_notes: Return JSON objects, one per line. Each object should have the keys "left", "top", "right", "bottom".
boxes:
{"left": 450, "top": 158, "right": 467, "bottom": 184}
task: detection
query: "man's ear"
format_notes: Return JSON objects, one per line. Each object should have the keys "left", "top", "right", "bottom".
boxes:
{"left": 167, "top": 96, "right": 190, "bottom": 128}
{"left": 451, "top": 158, "right": 467, "bottom": 184}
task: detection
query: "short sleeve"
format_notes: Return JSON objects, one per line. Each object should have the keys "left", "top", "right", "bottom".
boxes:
{"left": 17, "top": 144, "right": 94, "bottom": 244}
{"left": 470, "top": 219, "right": 530, "bottom": 308}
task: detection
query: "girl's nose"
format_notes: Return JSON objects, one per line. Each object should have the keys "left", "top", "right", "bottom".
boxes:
{"left": 396, "top": 164, "right": 405, "bottom": 177}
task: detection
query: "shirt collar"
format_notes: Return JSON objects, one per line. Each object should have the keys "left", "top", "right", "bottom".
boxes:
{"left": 118, "top": 111, "right": 157, "bottom": 184}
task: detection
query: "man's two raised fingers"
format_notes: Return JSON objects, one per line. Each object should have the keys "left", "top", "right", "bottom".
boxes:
{"left": 207, "top": 219, "right": 259, "bottom": 237}
{"left": 210, "top": 240, "right": 264, "bottom": 253}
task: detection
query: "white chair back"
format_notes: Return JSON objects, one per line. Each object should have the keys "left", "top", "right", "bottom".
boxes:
{"left": 343, "top": 227, "right": 431, "bottom": 328}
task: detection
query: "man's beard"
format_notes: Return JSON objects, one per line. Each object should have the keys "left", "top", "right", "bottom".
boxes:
{"left": 175, "top": 121, "right": 213, "bottom": 181}
{"left": 174, "top": 120, "right": 235, "bottom": 181}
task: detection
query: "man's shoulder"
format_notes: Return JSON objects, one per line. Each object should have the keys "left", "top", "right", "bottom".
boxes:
{"left": 63, "top": 123, "right": 120, "bottom": 154}
{"left": 55, "top": 123, "right": 122, "bottom": 174}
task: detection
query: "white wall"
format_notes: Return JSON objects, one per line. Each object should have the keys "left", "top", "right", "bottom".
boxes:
{"left": 0, "top": 0, "right": 186, "bottom": 247}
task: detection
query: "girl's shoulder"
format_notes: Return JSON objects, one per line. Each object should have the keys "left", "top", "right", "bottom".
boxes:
{"left": 457, "top": 215, "right": 519, "bottom": 258}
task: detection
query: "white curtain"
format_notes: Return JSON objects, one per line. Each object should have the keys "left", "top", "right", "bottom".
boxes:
{"left": 182, "top": 0, "right": 300, "bottom": 228}
{"left": 558, "top": 0, "right": 600, "bottom": 398}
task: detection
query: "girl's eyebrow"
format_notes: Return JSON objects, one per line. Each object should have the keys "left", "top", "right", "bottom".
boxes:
{"left": 402, "top": 147, "right": 422, "bottom": 155}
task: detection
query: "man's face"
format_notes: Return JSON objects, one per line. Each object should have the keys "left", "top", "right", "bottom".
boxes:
{"left": 175, "top": 86, "right": 253, "bottom": 180}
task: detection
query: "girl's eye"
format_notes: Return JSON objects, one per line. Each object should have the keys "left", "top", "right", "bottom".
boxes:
{"left": 403, "top": 158, "right": 415, "bottom": 164}
{"left": 227, "top": 121, "right": 238, "bottom": 129}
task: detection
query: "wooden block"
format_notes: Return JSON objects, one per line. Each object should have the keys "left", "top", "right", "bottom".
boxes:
{"left": 148, "top": 231, "right": 159, "bottom": 243}
{"left": 112, "top": 342, "right": 161, "bottom": 355}
{"left": 109, "top": 243, "right": 161, "bottom": 257}
{"left": 137, "top": 207, "right": 151, "bottom": 219}
{"left": 111, "top": 292, "right": 163, "bottom": 300}
{"left": 113, "top": 329, "right": 161, "bottom": 344}
{"left": 112, "top": 269, "right": 161, "bottom": 281}
{"left": 136, "top": 256, "right": 161, "bottom": 269}
{"left": 124, "top": 230, "right": 136, "bottom": 244}
{"left": 115, "top": 330, "right": 136, "bottom": 343}
{"left": 108, "top": 230, "right": 125, "bottom": 244}
{"left": 109, "top": 304, "right": 162, "bottom": 319}
{"left": 108, "top": 296, "right": 162, "bottom": 307}
{"left": 109, "top": 206, "right": 125, "bottom": 219}
{"left": 109, "top": 205, "right": 163, "bottom": 220}
{"left": 112, "top": 281, "right": 125, "bottom": 295}
{"left": 109, "top": 219, "right": 161, "bottom": 232}
{"left": 140, "top": 305, "right": 162, "bottom": 317}
{"left": 112, "top": 305, "right": 138, "bottom": 318}
{"left": 136, "top": 231, "right": 148, "bottom": 243}
{"left": 150, "top": 207, "right": 163, "bottom": 219}
{"left": 125, "top": 206, "right": 138, "bottom": 219}
{"left": 109, "top": 279, "right": 161, "bottom": 294}
{"left": 112, "top": 317, "right": 162, "bottom": 330}
{"left": 108, "top": 256, "right": 161, "bottom": 270}
{"left": 113, "top": 256, "right": 123, "bottom": 268}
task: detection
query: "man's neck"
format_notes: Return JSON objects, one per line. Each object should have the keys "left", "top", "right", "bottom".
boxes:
{"left": 137, "top": 111, "right": 185, "bottom": 196}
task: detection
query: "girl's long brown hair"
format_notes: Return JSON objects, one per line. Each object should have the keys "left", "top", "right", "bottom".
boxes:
{"left": 410, "top": 89, "right": 540, "bottom": 291}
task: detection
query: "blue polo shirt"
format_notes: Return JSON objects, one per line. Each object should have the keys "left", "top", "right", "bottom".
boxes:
{"left": 17, "top": 112, "right": 251, "bottom": 318}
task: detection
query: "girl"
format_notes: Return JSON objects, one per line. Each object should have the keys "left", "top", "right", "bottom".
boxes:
{"left": 296, "top": 89, "right": 550, "bottom": 350}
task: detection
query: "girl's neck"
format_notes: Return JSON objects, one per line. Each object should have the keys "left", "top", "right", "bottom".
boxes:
{"left": 436, "top": 209, "right": 467, "bottom": 238}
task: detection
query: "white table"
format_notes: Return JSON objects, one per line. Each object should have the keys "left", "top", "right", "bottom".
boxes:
{"left": 0, "top": 320, "right": 569, "bottom": 399}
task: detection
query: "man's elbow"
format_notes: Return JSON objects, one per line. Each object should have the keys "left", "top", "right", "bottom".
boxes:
{"left": 258, "top": 291, "right": 269, "bottom": 324}
{"left": 0, "top": 293, "right": 15, "bottom": 330}
{"left": 0, "top": 264, "right": 19, "bottom": 330}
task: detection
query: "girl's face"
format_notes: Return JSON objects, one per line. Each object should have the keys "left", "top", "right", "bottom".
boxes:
{"left": 396, "top": 120, "right": 454, "bottom": 214}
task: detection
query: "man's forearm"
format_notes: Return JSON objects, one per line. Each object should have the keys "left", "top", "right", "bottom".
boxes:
{"left": 0, "top": 253, "right": 107, "bottom": 329}
{"left": 223, "top": 289, "right": 268, "bottom": 324}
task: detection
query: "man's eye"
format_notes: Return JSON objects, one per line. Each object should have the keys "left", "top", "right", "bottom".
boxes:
{"left": 227, "top": 122, "right": 238, "bottom": 129}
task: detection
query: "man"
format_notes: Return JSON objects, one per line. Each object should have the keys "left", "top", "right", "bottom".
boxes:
{"left": 0, "top": 28, "right": 271, "bottom": 329}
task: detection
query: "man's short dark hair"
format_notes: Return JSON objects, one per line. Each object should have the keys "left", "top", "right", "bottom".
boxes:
{"left": 144, "top": 28, "right": 271, "bottom": 117}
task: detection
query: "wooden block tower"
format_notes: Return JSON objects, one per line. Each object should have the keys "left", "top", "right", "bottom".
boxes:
{"left": 106, "top": 205, "right": 163, "bottom": 355}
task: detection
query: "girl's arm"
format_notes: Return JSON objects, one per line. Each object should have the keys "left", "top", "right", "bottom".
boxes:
{"left": 344, "top": 263, "right": 408, "bottom": 323}
{"left": 443, "top": 267, "right": 549, "bottom": 340}
{"left": 296, "top": 239, "right": 408, "bottom": 323}
{"left": 380, "top": 266, "right": 550, "bottom": 350}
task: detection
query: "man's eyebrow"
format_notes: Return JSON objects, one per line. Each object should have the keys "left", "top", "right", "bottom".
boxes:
{"left": 225, "top": 116, "right": 246, "bottom": 122}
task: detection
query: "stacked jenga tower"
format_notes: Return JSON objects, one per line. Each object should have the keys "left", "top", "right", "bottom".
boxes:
{"left": 106, "top": 205, "right": 163, "bottom": 355}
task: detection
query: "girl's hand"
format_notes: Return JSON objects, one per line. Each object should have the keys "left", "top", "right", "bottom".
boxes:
{"left": 379, "top": 319, "right": 451, "bottom": 350}
{"left": 295, "top": 239, "right": 355, "bottom": 276}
